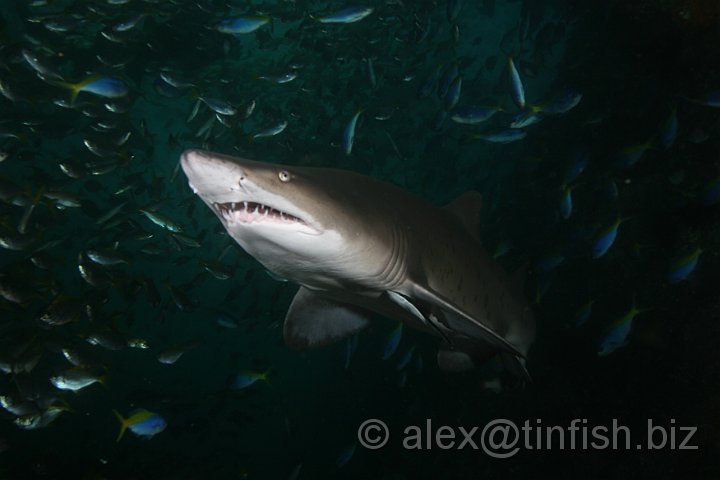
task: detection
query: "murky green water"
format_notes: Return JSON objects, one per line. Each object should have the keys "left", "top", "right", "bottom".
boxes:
{"left": 0, "top": 1, "right": 718, "bottom": 478}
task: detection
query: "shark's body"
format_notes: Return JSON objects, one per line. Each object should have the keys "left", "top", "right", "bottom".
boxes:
{"left": 180, "top": 149, "right": 535, "bottom": 377}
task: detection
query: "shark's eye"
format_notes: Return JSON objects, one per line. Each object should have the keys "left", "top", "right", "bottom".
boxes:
{"left": 278, "top": 170, "right": 291, "bottom": 182}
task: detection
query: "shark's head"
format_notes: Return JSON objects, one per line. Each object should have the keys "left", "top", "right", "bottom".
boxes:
{"left": 180, "top": 149, "right": 397, "bottom": 288}
{"left": 181, "top": 149, "right": 322, "bottom": 234}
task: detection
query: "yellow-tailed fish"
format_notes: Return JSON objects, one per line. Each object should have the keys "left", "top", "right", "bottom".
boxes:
{"left": 113, "top": 409, "right": 166, "bottom": 442}
{"left": 44, "top": 75, "right": 129, "bottom": 105}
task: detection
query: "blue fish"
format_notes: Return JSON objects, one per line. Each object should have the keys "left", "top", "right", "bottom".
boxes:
{"left": 507, "top": 57, "right": 525, "bottom": 109}
{"left": 47, "top": 75, "right": 129, "bottom": 104}
{"left": 216, "top": 15, "right": 271, "bottom": 34}
{"left": 230, "top": 370, "right": 269, "bottom": 390}
{"left": 592, "top": 217, "right": 628, "bottom": 259}
{"left": 314, "top": 6, "right": 374, "bottom": 24}
{"left": 381, "top": 323, "right": 403, "bottom": 360}
{"left": 597, "top": 303, "right": 644, "bottom": 356}
{"left": 449, "top": 105, "right": 501, "bottom": 125}
{"left": 541, "top": 89, "right": 582, "bottom": 114}
{"left": 442, "top": 75, "right": 462, "bottom": 111}
{"left": 438, "top": 62, "right": 459, "bottom": 99}
{"left": 113, "top": 409, "right": 166, "bottom": 442}
{"left": 473, "top": 129, "right": 526, "bottom": 143}
{"left": 558, "top": 184, "right": 574, "bottom": 220}
{"left": 614, "top": 141, "right": 653, "bottom": 169}
{"left": 573, "top": 300, "right": 594, "bottom": 327}
{"left": 510, "top": 107, "right": 544, "bottom": 129}
{"left": 667, "top": 248, "right": 702, "bottom": 284}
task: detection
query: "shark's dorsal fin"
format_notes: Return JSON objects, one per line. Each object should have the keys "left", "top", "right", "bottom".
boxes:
{"left": 283, "top": 287, "right": 370, "bottom": 350}
{"left": 443, "top": 191, "right": 483, "bottom": 242}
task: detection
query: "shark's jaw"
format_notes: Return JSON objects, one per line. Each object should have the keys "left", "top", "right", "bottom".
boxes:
{"left": 212, "top": 201, "right": 307, "bottom": 228}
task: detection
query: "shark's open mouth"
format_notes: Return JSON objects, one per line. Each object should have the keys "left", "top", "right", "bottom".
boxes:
{"left": 213, "top": 201, "right": 305, "bottom": 226}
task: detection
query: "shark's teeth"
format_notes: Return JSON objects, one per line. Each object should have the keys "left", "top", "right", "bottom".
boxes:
{"left": 213, "top": 201, "right": 304, "bottom": 225}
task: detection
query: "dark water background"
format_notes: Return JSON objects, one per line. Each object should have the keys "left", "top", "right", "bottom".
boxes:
{"left": 1, "top": 0, "right": 719, "bottom": 478}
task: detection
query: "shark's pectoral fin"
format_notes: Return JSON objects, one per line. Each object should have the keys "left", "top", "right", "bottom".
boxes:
{"left": 386, "top": 291, "right": 425, "bottom": 322}
{"left": 409, "top": 283, "right": 524, "bottom": 358}
{"left": 284, "top": 287, "right": 370, "bottom": 350}
{"left": 387, "top": 291, "right": 452, "bottom": 344}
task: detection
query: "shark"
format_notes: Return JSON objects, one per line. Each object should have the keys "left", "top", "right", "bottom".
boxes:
{"left": 180, "top": 149, "right": 535, "bottom": 378}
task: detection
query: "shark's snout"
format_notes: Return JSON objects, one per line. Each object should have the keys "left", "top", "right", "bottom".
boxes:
{"left": 181, "top": 149, "right": 220, "bottom": 180}
{"left": 179, "top": 148, "right": 202, "bottom": 171}
{"left": 179, "top": 149, "right": 207, "bottom": 174}
{"left": 179, "top": 150, "right": 201, "bottom": 193}
{"left": 180, "top": 149, "right": 245, "bottom": 197}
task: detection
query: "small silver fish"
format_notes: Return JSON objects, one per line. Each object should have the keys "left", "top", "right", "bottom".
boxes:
{"left": 50, "top": 368, "right": 105, "bottom": 391}
{"left": 252, "top": 121, "right": 287, "bottom": 140}
{"left": 199, "top": 97, "right": 237, "bottom": 116}
{"left": 140, "top": 209, "right": 182, "bottom": 232}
